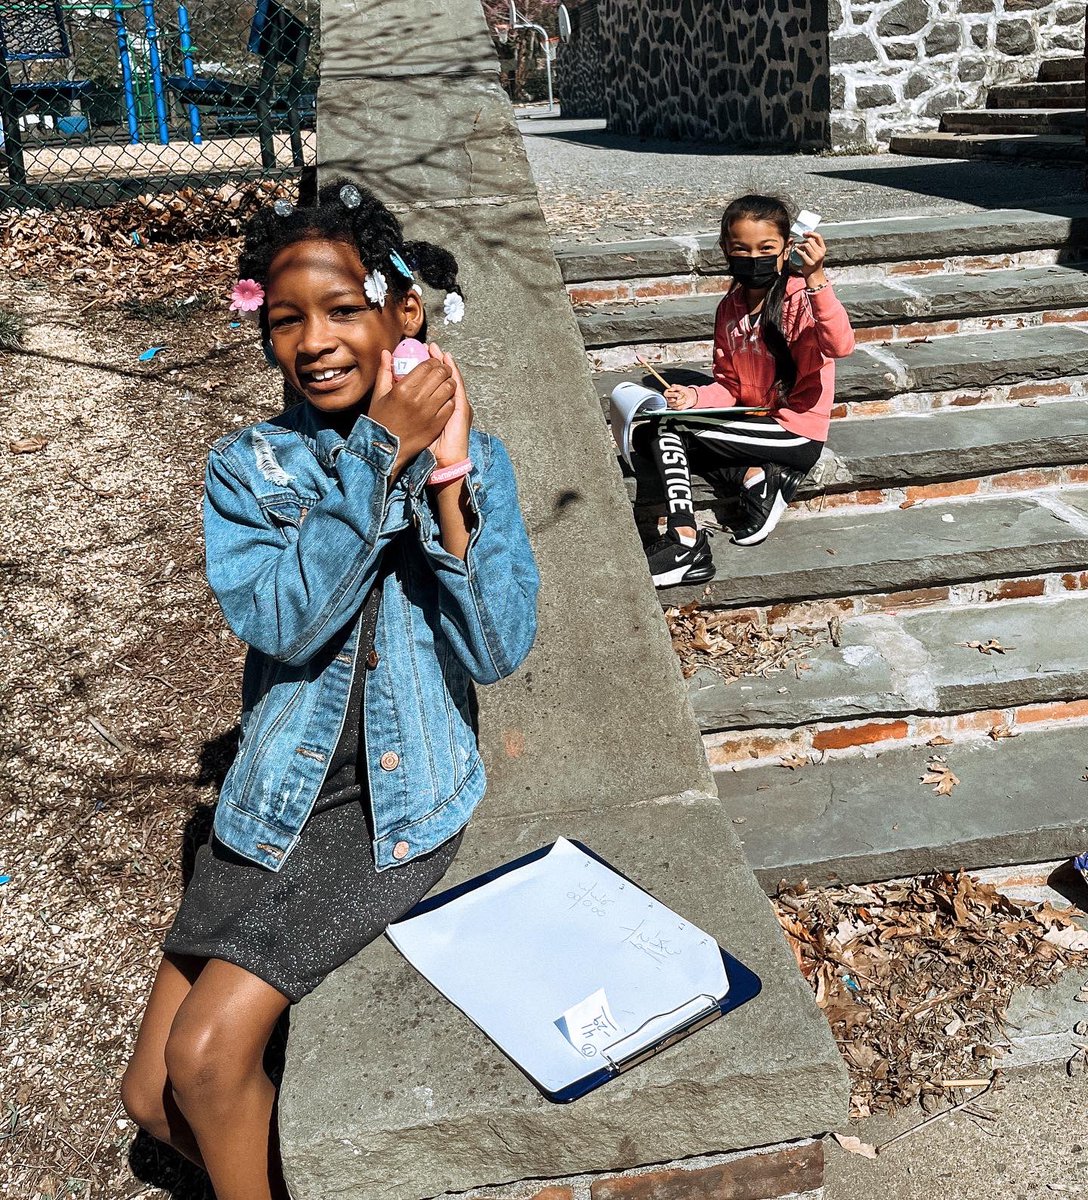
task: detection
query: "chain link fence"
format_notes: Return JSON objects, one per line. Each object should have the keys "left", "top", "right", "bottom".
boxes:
{"left": 0, "top": 0, "right": 318, "bottom": 208}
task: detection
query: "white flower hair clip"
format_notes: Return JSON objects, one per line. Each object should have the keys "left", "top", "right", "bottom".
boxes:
{"left": 443, "top": 291, "right": 465, "bottom": 325}
{"left": 364, "top": 269, "right": 388, "bottom": 309}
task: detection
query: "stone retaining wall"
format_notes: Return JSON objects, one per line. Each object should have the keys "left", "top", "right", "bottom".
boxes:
{"left": 555, "top": 0, "right": 1084, "bottom": 150}
{"left": 831, "top": 0, "right": 1085, "bottom": 149}
{"left": 553, "top": 0, "right": 606, "bottom": 118}
{"left": 556, "top": 0, "right": 830, "bottom": 149}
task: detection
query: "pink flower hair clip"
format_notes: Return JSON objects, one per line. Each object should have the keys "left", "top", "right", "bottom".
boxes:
{"left": 230, "top": 279, "right": 265, "bottom": 322}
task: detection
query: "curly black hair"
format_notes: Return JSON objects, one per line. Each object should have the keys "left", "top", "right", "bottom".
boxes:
{"left": 237, "top": 177, "right": 462, "bottom": 347}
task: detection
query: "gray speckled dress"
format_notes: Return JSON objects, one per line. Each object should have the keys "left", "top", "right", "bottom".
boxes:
{"left": 164, "top": 583, "right": 462, "bottom": 1003}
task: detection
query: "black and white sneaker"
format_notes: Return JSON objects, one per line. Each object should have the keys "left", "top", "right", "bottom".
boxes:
{"left": 732, "top": 465, "right": 788, "bottom": 546}
{"left": 645, "top": 529, "right": 715, "bottom": 587}
{"left": 780, "top": 468, "right": 809, "bottom": 504}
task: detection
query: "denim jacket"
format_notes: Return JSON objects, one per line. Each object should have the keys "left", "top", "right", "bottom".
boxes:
{"left": 203, "top": 401, "right": 539, "bottom": 872}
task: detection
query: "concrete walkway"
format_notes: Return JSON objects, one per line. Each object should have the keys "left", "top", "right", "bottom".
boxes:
{"left": 824, "top": 1059, "right": 1088, "bottom": 1199}
{"left": 517, "top": 115, "right": 1086, "bottom": 243}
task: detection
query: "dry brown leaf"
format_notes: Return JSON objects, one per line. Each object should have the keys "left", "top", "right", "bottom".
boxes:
{"left": 9, "top": 435, "right": 48, "bottom": 454}
{"left": 957, "top": 639, "right": 1012, "bottom": 655}
{"left": 780, "top": 752, "right": 809, "bottom": 770}
{"left": 1043, "top": 926, "right": 1088, "bottom": 953}
{"left": 927, "top": 735, "right": 954, "bottom": 747}
{"left": 921, "top": 756, "right": 959, "bottom": 796}
{"left": 831, "top": 1133, "right": 878, "bottom": 1159}
{"left": 988, "top": 724, "right": 1018, "bottom": 740}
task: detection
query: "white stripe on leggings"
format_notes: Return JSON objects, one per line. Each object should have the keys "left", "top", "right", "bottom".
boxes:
{"left": 688, "top": 427, "right": 811, "bottom": 448}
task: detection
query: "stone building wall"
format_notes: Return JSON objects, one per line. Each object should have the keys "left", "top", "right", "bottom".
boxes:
{"left": 555, "top": 0, "right": 1084, "bottom": 150}
{"left": 554, "top": 0, "right": 606, "bottom": 118}
{"left": 830, "top": 0, "right": 1085, "bottom": 149}
{"left": 556, "top": 0, "right": 830, "bottom": 150}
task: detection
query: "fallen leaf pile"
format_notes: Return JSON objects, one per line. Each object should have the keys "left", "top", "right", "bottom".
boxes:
{"left": 664, "top": 602, "right": 822, "bottom": 681}
{"left": 0, "top": 180, "right": 294, "bottom": 306}
{"left": 775, "top": 872, "right": 1088, "bottom": 1117}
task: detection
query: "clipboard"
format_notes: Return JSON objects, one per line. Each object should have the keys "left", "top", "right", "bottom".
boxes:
{"left": 386, "top": 838, "right": 762, "bottom": 1103}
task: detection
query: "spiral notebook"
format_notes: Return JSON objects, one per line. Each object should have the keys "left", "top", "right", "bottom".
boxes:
{"left": 386, "top": 837, "right": 761, "bottom": 1102}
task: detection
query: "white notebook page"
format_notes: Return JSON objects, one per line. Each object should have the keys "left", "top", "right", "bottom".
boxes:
{"left": 386, "top": 838, "right": 729, "bottom": 1095}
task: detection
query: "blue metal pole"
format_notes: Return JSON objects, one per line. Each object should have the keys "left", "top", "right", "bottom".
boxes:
{"left": 176, "top": 3, "right": 202, "bottom": 143}
{"left": 113, "top": 1, "right": 140, "bottom": 144}
{"left": 141, "top": 0, "right": 170, "bottom": 144}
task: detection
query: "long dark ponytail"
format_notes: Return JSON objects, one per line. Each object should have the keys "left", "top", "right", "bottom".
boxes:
{"left": 721, "top": 194, "right": 797, "bottom": 397}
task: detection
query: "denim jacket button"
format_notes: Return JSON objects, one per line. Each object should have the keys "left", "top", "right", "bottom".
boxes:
{"left": 393, "top": 840, "right": 410, "bottom": 860}
{"left": 367, "top": 649, "right": 380, "bottom": 669}
{"left": 380, "top": 750, "right": 400, "bottom": 771}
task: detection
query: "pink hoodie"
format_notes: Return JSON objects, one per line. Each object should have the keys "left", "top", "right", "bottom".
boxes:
{"left": 693, "top": 275, "right": 855, "bottom": 443}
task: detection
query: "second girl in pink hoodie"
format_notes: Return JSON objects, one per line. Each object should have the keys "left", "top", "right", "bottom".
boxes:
{"left": 643, "top": 194, "right": 855, "bottom": 587}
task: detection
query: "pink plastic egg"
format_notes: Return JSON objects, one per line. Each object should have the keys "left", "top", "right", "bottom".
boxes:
{"left": 392, "top": 338, "right": 429, "bottom": 380}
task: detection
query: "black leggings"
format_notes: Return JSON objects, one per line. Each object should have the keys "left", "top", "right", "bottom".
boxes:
{"left": 646, "top": 414, "right": 823, "bottom": 534}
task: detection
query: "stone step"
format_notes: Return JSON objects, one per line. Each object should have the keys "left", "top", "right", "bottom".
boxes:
{"left": 1038, "top": 57, "right": 1085, "bottom": 83}
{"left": 557, "top": 206, "right": 1088, "bottom": 285}
{"left": 624, "top": 400, "right": 1088, "bottom": 515}
{"left": 940, "top": 108, "right": 1083, "bottom": 135}
{"left": 988, "top": 80, "right": 1086, "bottom": 108}
{"left": 689, "top": 593, "right": 1088, "bottom": 733}
{"left": 578, "top": 265, "right": 1088, "bottom": 349}
{"left": 889, "top": 133, "right": 1087, "bottom": 163}
{"left": 281, "top": 803, "right": 850, "bottom": 1195}
{"left": 715, "top": 724, "right": 1088, "bottom": 889}
{"left": 661, "top": 492, "right": 1088, "bottom": 608}
{"left": 594, "top": 325, "right": 1088, "bottom": 411}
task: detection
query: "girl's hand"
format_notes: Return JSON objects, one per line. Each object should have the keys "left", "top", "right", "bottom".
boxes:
{"left": 427, "top": 343, "right": 473, "bottom": 467}
{"left": 794, "top": 231, "right": 828, "bottom": 286}
{"left": 369, "top": 348, "right": 456, "bottom": 475}
{"left": 664, "top": 384, "right": 697, "bottom": 410}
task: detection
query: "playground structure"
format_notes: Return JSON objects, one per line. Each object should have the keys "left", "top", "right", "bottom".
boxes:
{"left": 0, "top": 0, "right": 318, "bottom": 204}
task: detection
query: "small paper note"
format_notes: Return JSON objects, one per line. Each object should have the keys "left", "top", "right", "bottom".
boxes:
{"left": 555, "top": 988, "right": 623, "bottom": 1059}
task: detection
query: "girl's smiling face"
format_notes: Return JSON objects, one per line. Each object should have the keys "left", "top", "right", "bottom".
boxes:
{"left": 265, "top": 238, "right": 424, "bottom": 419}
{"left": 722, "top": 216, "right": 790, "bottom": 266}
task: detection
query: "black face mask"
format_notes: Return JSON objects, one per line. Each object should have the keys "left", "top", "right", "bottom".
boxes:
{"left": 727, "top": 253, "right": 782, "bottom": 289}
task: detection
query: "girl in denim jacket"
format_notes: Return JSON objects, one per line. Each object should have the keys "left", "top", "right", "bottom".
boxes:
{"left": 121, "top": 180, "right": 539, "bottom": 1200}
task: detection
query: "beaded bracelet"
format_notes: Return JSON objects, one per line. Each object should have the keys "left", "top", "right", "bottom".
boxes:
{"left": 805, "top": 281, "right": 830, "bottom": 295}
{"left": 427, "top": 458, "right": 473, "bottom": 487}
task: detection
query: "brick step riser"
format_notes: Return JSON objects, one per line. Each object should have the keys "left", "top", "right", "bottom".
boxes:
{"left": 686, "top": 569, "right": 1088, "bottom": 633}
{"left": 703, "top": 699, "right": 1088, "bottom": 772}
{"left": 568, "top": 249, "right": 1072, "bottom": 307}
{"left": 641, "top": 467, "right": 1088, "bottom": 528}
{"left": 587, "top": 307, "right": 1088, "bottom": 371}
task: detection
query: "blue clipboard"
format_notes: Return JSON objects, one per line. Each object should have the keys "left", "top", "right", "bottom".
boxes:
{"left": 388, "top": 838, "right": 762, "bottom": 1104}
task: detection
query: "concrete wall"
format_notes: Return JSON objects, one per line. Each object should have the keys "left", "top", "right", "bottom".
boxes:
{"left": 555, "top": 0, "right": 1085, "bottom": 151}
{"left": 830, "top": 0, "right": 1086, "bottom": 149}
{"left": 556, "top": 0, "right": 831, "bottom": 150}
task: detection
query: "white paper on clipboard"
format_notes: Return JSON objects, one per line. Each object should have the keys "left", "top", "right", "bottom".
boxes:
{"left": 386, "top": 838, "right": 729, "bottom": 1096}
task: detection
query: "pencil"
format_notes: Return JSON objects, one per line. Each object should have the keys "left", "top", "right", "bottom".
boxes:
{"left": 634, "top": 353, "right": 672, "bottom": 391}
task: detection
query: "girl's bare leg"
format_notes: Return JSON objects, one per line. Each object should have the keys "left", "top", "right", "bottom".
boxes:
{"left": 121, "top": 953, "right": 205, "bottom": 1166}
{"left": 164, "top": 958, "right": 291, "bottom": 1200}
